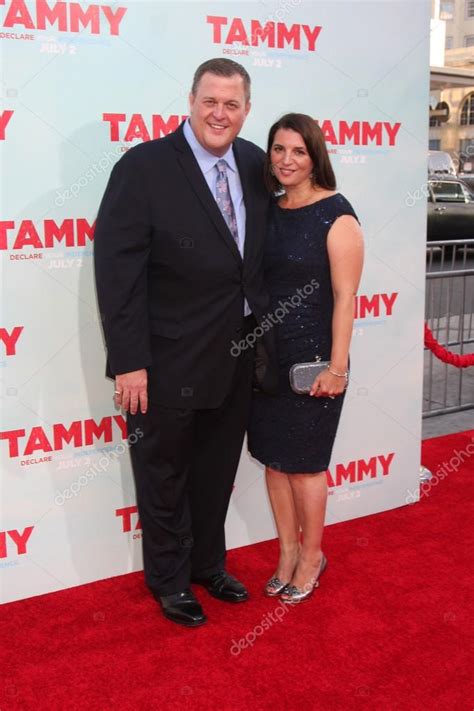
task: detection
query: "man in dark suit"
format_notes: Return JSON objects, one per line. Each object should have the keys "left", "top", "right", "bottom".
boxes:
{"left": 94, "top": 58, "right": 275, "bottom": 627}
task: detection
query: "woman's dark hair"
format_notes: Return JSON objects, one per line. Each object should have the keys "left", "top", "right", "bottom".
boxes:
{"left": 264, "top": 113, "right": 336, "bottom": 194}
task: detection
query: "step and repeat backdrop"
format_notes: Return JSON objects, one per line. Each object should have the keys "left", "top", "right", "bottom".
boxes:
{"left": 1, "top": 0, "right": 430, "bottom": 603}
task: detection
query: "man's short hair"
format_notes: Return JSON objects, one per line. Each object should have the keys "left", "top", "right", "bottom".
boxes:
{"left": 191, "top": 58, "right": 251, "bottom": 102}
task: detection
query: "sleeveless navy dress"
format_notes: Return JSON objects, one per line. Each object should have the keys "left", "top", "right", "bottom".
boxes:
{"left": 248, "top": 193, "right": 359, "bottom": 474}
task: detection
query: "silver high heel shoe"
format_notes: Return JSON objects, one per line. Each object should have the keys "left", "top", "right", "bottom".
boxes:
{"left": 280, "top": 553, "right": 328, "bottom": 603}
{"left": 264, "top": 576, "right": 290, "bottom": 597}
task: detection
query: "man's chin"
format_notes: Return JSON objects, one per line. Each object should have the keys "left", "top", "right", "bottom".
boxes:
{"left": 204, "top": 137, "right": 233, "bottom": 155}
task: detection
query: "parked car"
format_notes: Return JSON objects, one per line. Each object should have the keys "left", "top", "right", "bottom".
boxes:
{"left": 427, "top": 176, "right": 474, "bottom": 242}
{"left": 457, "top": 172, "right": 474, "bottom": 194}
{"left": 428, "top": 150, "right": 456, "bottom": 176}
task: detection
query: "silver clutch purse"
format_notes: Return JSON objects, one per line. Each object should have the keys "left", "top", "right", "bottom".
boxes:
{"left": 289, "top": 361, "right": 329, "bottom": 394}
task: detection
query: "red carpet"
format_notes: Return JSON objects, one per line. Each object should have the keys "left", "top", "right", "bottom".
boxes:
{"left": 1, "top": 431, "right": 473, "bottom": 711}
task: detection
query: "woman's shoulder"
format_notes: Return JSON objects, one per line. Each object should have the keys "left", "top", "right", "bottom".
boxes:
{"left": 331, "top": 192, "right": 354, "bottom": 210}
{"left": 330, "top": 193, "right": 360, "bottom": 225}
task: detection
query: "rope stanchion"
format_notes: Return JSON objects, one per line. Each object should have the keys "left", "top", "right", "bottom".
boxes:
{"left": 424, "top": 323, "right": 474, "bottom": 368}
{"left": 421, "top": 322, "right": 472, "bottom": 482}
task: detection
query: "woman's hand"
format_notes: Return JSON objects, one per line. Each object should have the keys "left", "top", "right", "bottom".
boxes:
{"left": 310, "top": 369, "right": 346, "bottom": 398}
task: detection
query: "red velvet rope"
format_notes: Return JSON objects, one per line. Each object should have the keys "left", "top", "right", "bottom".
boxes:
{"left": 424, "top": 323, "right": 474, "bottom": 367}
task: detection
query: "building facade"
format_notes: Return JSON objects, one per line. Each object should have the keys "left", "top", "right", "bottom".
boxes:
{"left": 430, "top": 0, "right": 474, "bottom": 170}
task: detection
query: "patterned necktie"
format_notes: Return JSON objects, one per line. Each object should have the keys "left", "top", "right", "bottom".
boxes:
{"left": 215, "top": 159, "right": 239, "bottom": 244}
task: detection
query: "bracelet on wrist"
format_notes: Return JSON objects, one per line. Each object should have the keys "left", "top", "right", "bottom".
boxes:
{"left": 327, "top": 363, "right": 349, "bottom": 379}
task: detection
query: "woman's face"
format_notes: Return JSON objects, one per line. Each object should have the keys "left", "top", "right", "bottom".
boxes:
{"left": 270, "top": 128, "right": 314, "bottom": 188}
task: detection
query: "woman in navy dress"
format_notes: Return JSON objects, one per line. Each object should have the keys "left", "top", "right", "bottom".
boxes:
{"left": 248, "top": 114, "right": 364, "bottom": 602}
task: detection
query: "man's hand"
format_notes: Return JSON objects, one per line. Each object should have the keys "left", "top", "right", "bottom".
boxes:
{"left": 114, "top": 369, "right": 148, "bottom": 415}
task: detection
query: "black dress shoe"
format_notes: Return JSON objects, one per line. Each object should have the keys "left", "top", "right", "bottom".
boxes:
{"left": 192, "top": 570, "right": 249, "bottom": 603}
{"left": 155, "top": 589, "right": 207, "bottom": 627}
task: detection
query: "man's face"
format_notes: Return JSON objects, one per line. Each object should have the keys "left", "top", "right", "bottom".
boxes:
{"left": 189, "top": 72, "right": 251, "bottom": 157}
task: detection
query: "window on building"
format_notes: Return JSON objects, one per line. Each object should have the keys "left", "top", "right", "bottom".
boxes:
{"left": 429, "top": 139, "right": 441, "bottom": 150}
{"left": 445, "top": 36, "right": 454, "bottom": 49}
{"left": 430, "top": 101, "right": 449, "bottom": 127}
{"left": 459, "top": 139, "right": 474, "bottom": 171}
{"left": 465, "top": 35, "right": 474, "bottom": 46}
{"left": 460, "top": 94, "right": 474, "bottom": 124}
{"left": 467, "top": 0, "right": 474, "bottom": 18}
{"left": 440, "top": 1, "right": 454, "bottom": 19}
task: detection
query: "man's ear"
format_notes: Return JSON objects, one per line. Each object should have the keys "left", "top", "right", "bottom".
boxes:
{"left": 189, "top": 92, "right": 195, "bottom": 112}
{"left": 245, "top": 101, "right": 251, "bottom": 118}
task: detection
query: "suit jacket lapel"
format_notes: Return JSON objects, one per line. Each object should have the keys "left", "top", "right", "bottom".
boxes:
{"left": 233, "top": 138, "right": 255, "bottom": 266}
{"left": 170, "top": 124, "right": 242, "bottom": 264}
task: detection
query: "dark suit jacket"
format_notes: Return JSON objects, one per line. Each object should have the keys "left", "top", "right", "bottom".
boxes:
{"left": 94, "top": 122, "right": 277, "bottom": 408}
